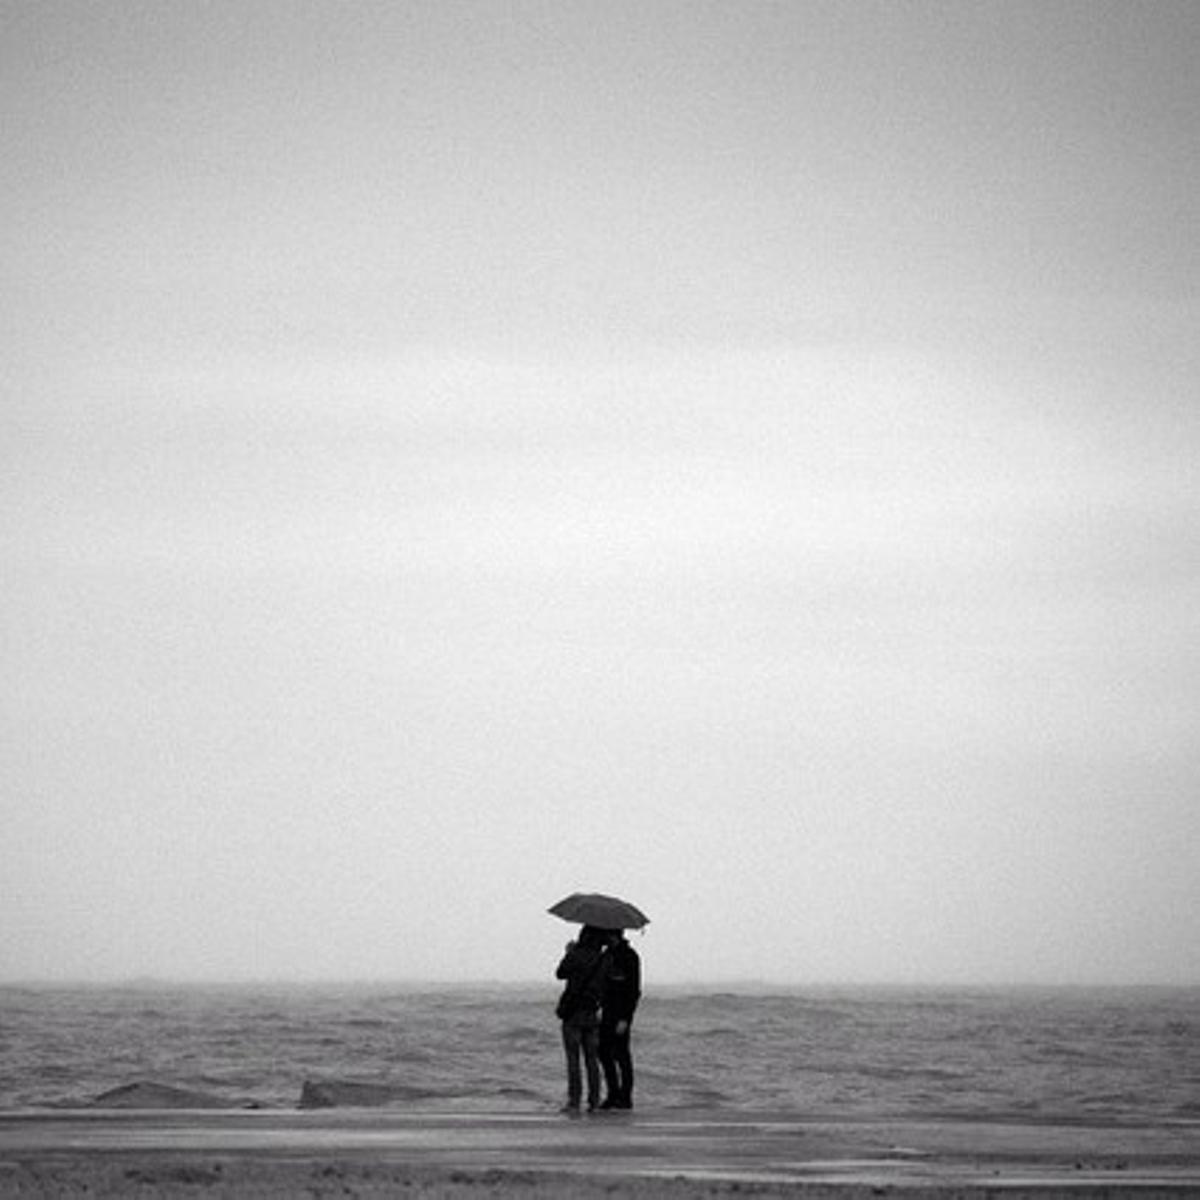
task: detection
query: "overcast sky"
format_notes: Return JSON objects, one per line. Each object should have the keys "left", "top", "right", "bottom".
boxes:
{"left": 3, "top": 1, "right": 1198, "bottom": 986}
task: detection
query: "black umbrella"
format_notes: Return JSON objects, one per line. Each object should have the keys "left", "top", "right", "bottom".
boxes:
{"left": 548, "top": 891, "right": 649, "bottom": 931}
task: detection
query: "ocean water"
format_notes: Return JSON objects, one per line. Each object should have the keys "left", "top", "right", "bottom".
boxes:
{"left": 1, "top": 984, "right": 1197, "bottom": 1122}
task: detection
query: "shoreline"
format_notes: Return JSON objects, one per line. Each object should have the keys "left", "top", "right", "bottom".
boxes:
{"left": 2, "top": 1107, "right": 1198, "bottom": 1196}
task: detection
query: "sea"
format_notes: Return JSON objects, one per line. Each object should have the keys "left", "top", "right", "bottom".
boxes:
{"left": 2, "top": 984, "right": 1198, "bottom": 1123}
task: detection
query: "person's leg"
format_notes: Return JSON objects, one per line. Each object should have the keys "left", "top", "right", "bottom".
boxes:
{"left": 615, "top": 1023, "right": 634, "bottom": 1106}
{"left": 597, "top": 1022, "right": 620, "bottom": 1105}
{"left": 581, "top": 1025, "right": 601, "bottom": 1111}
{"left": 560, "top": 1020, "right": 583, "bottom": 1110}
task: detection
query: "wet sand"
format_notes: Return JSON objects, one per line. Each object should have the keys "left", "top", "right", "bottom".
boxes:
{"left": 1, "top": 1107, "right": 1198, "bottom": 1196}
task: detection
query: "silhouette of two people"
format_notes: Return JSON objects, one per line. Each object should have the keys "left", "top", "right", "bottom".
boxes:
{"left": 555, "top": 925, "right": 641, "bottom": 1113}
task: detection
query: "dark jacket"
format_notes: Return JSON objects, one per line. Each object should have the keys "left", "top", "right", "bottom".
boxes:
{"left": 555, "top": 939, "right": 610, "bottom": 1022}
{"left": 600, "top": 938, "right": 641, "bottom": 1024}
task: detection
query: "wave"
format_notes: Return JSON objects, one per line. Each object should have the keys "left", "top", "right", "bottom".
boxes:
{"left": 665, "top": 1086, "right": 735, "bottom": 1110}
{"left": 298, "top": 1078, "right": 471, "bottom": 1109}
{"left": 50, "top": 1081, "right": 261, "bottom": 1110}
{"left": 6, "top": 985, "right": 1198, "bottom": 1121}
{"left": 492, "top": 1085, "right": 543, "bottom": 1102}
{"left": 495, "top": 1026, "right": 543, "bottom": 1044}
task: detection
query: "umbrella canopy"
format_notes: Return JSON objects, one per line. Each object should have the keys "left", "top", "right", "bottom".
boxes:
{"left": 548, "top": 892, "right": 649, "bottom": 931}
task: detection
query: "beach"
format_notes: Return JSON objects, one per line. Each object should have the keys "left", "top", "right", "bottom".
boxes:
{"left": 5, "top": 987, "right": 1198, "bottom": 1195}
{"left": 2, "top": 1107, "right": 1198, "bottom": 1197}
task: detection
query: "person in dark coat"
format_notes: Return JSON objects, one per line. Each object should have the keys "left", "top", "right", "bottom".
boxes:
{"left": 597, "top": 929, "right": 641, "bottom": 1109}
{"left": 554, "top": 924, "right": 610, "bottom": 1114}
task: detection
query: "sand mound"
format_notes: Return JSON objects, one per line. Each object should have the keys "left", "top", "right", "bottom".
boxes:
{"left": 91, "top": 1081, "right": 246, "bottom": 1109}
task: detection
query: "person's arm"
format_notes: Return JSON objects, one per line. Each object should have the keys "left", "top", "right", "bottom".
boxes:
{"left": 555, "top": 941, "right": 579, "bottom": 980}
{"left": 612, "top": 949, "right": 640, "bottom": 1031}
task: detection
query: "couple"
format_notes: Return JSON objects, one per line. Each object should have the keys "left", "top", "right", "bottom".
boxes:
{"left": 554, "top": 924, "right": 640, "bottom": 1114}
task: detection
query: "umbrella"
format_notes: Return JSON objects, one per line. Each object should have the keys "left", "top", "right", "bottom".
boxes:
{"left": 548, "top": 892, "right": 649, "bottom": 931}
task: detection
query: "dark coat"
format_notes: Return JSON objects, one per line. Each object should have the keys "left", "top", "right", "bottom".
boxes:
{"left": 600, "top": 938, "right": 641, "bottom": 1024}
{"left": 555, "top": 940, "right": 610, "bottom": 1022}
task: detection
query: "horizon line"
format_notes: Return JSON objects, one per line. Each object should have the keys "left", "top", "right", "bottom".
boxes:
{"left": 3, "top": 976, "right": 1197, "bottom": 991}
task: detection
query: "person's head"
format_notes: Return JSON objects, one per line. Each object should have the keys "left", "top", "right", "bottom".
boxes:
{"left": 579, "top": 925, "right": 605, "bottom": 947}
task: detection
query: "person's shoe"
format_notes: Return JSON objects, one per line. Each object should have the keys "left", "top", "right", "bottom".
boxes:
{"left": 598, "top": 1097, "right": 620, "bottom": 1110}
{"left": 559, "top": 1102, "right": 581, "bottom": 1117}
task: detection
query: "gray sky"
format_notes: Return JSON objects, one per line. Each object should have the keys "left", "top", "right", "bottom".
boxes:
{"left": 3, "top": 0, "right": 1198, "bottom": 985}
